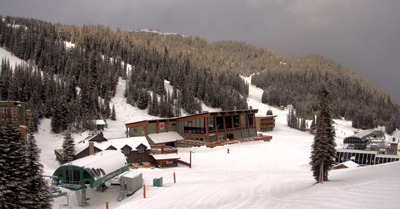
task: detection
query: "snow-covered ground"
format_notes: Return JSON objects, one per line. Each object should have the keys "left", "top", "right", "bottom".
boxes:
{"left": 2, "top": 47, "right": 400, "bottom": 209}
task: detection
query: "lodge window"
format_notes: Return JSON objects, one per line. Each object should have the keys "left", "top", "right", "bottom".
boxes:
{"left": 233, "top": 115, "right": 240, "bottom": 128}
{"left": 216, "top": 116, "right": 224, "bottom": 129}
{"left": 122, "top": 149, "right": 130, "bottom": 155}
{"left": 225, "top": 116, "right": 232, "bottom": 129}
{"left": 208, "top": 117, "right": 215, "bottom": 131}
{"left": 184, "top": 127, "right": 205, "bottom": 134}
{"left": 136, "top": 158, "right": 142, "bottom": 164}
{"left": 248, "top": 114, "right": 254, "bottom": 126}
{"left": 138, "top": 147, "right": 145, "bottom": 154}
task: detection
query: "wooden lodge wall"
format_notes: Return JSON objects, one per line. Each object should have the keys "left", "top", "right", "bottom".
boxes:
{"left": 125, "top": 109, "right": 261, "bottom": 146}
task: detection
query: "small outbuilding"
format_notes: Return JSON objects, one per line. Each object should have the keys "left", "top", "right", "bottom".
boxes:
{"left": 333, "top": 160, "right": 360, "bottom": 170}
{"left": 118, "top": 171, "right": 143, "bottom": 201}
{"left": 151, "top": 153, "right": 180, "bottom": 168}
{"left": 96, "top": 120, "right": 107, "bottom": 131}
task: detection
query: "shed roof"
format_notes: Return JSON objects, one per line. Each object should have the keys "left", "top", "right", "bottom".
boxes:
{"left": 96, "top": 120, "right": 106, "bottom": 125}
{"left": 147, "top": 131, "right": 183, "bottom": 144}
{"left": 341, "top": 160, "right": 360, "bottom": 168}
{"left": 151, "top": 153, "right": 180, "bottom": 160}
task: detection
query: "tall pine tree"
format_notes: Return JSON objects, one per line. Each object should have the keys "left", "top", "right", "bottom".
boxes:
{"left": 310, "top": 86, "right": 336, "bottom": 183}
{"left": 62, "top": 132, "right": 75, "bottom": 162}
{"left": 0, "top": 113, "right": 32, "bottom": 207}
{"left": 111, "top": 104, "right": 116, "bottom": 121}
{"left": 26, "top": 130, "right": 53, "bottom": 208}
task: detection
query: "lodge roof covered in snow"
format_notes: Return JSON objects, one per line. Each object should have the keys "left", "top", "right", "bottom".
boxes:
{"left": 75, "top": 136, "right": 151, "bottom": 156}
{"left": 147, "top": 131, "right": 184, "bottom": 144}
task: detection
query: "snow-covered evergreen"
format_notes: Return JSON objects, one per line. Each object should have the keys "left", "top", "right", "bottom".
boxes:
{"left": 0, "top": 117, "right": 32, "bottom": 207}
{"left": 26, "top": 131, "right": 53, "bottom": 208}
{"left": 310, "top": 86, "right": 336, "bottom": 182}
{"left": 62, "top": 132, "right": 75, "bottom": 162}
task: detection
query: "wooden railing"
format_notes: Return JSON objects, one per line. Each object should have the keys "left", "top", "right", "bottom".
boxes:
{"left": 150, "top": 146, "right": 178, "bottom": 154}
{"left": 176, "top": 135, "right": 272, "bottom": 147}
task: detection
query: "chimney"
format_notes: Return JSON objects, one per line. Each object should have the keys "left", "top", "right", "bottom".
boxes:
{"left": 89, "top": 142, "right": 94, "bottom": 155}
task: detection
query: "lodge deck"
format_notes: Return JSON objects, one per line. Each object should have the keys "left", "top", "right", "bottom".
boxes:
{"left": 176, "top": 135, "right": 272, "bottom": 148}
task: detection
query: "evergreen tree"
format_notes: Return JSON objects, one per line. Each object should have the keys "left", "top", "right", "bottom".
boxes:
{"left": 111, "top": 105, "right": 116, "bottom": 121}
{"left": 26, "top": 130, "right": 53, "bottom": 208}
{"left": 300, "top": 118, "right": 306, "bottom": 131}
{"left": 62, "top": 132, "right": 75, "bottom": 162}
{"left": 137, "top": 89, "right": 149, "bottom": 110}
{"left": 310, "top": 86, "right": 336, "bottom": 183}
{"left": 310, "top": 116, "right": 316, "bottom": 134}
{"left": 0, "top": 114, "right": 32, "bottom": 207}
{"left": 261, "top": 90, "right": 268, "bottom": 104}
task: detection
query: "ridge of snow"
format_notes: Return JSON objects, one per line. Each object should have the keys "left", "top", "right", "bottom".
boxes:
{"left": 132, "top": 29, "right": 184, "bottom": 37}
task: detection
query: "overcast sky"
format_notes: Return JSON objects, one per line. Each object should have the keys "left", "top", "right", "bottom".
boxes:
{"left": 1, "top": 0, "right": 399, "bottom": 102}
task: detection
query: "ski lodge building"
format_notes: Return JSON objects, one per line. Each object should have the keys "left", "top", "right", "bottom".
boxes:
{"left": 335, "top": 129, "right": 400, "bottom": 165}
{"left": 0, "top": 101, "right": 31, "bottom": 140}
{"left": 125, "top": 109, "right": 272, "bottom": 147}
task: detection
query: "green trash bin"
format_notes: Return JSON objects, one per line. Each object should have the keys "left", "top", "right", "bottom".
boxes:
{"left": 153, "top": 177, "right": 163, "bottom": 187}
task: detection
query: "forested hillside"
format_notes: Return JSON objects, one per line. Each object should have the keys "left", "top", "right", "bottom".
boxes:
{"left": 114, "top": 29, "right": 399, "bottom": 133}
{"left": 251, "top": 55, "right": 399, "bottom": 133}
{"left": 0, "top": 15, "right": 398, "bottom": 134}
{"left": 0, "top": 16, "right": 248, "bottom": 133}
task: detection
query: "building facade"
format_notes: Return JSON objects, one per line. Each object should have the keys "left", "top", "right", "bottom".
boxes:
{"left": 255, "top": 115, "right": 277, "bottom": 132}
{"left": 55, "top": 135, "right": 153, "bottom": 165}
{"left": 126, "top": 109, "right": 272, "bottom": 147}
{"left": 0, "top": 101, "right": 31, "bottom": 140}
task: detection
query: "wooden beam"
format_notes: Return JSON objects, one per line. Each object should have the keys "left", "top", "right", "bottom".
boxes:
{"left": 231, "top": 115, "right": 236, "bottom": 140}
{"left": 177, "top": 113, "right": 210, "bottom": 122}
{"left": 205, "top": 117, "right": 210, "bottom": 142}
{"left": 214, "top": 116, "right": 219, "bottom": 142}
{"left": 125, "top": 121, "right": 149, "bottom": 129}
{"left": 222, "top": 115, "right": 227, "bottom": 140}
{"left": 239, "top": 113, "right": 244, "bottom": 139}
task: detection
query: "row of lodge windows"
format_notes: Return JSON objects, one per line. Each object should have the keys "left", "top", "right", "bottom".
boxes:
{"left": 122, "top": 147, "right": 146, "bottom": 156}
{"left": 206, "top": 114, "right": 254, "bottom": 132}
{"left": 183, "top": 114, "right": 255, "bottom": 134}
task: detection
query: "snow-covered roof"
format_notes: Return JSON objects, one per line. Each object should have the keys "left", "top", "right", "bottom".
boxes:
{"left": 75, "top": 136, "right": 151, "bottom": 156}
{"left": 255, "top": 113, "right": 277, "bottom": 118}
{"left": 147, "top": 131, "right": 183, "bottom": 144}
{"left": 66, "top": 150, "right": 128, "bottom": 180}
{"left": 95, "top": 136, "right": 151, "bottom": 151}
{"left": 376, "top": 154, "right": 400, "bottom": 159}
{"left": 336, "top": 149, "right": 378, "bottom": 154}
{"left": 96, "top": 120, "right": 106, "bottom": 125}
{"left": 151, "top": 153, "right": 180, "bottom": 160}
{"left": 122, "top": 169, "right": 142, "bottom": 178}
{"left": 341, "top": 160, "right": 360, "bottom": 168}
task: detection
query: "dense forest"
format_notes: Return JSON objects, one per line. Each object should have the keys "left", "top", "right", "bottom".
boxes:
{"left": 0, "top": 15, "right": 399, "bottom": 134}
{"left": 0, "top": 16, "right": 248, "bottom": 133}
{"left": 251, "top": 55, "right": 400, "bottom": 133}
